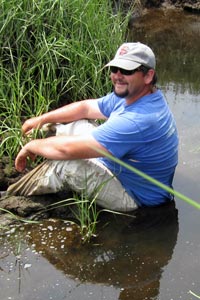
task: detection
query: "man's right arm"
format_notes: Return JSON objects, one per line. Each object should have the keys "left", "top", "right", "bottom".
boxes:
{"left": 22, "top": 99, "right": 106, "bottom": 135}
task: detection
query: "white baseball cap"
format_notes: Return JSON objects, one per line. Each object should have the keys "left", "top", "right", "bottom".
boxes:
{"left": 106, "top": 42, "right": 156, "bottom": 70}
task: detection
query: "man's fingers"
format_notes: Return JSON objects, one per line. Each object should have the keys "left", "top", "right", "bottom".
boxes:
{"left": 15, "top": 147, "right": 36, "bottom": 172}
{"left": 15, "top": 156, "right": 27, "bottom": 172}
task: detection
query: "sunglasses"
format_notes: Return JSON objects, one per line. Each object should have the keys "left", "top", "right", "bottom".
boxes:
{"left": 110, "top": 66, "right": 140, "bottom": 76}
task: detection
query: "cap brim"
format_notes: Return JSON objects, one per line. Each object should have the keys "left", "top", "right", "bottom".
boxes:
{"left": 105, "top": 58, "right": 141, "bottom": 70}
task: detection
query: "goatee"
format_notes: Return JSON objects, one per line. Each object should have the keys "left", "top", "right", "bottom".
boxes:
{"left": 113, "top": 87, "right": 129, "bottom": 98}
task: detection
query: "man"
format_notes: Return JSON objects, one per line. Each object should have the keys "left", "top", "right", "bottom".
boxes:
{"left": 7, "top": 42, "right": 179, "bottom": 212}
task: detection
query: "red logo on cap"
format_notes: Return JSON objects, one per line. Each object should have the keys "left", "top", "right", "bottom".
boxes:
{"left": 119, "top": 45, "right": 129, "bottom": 56}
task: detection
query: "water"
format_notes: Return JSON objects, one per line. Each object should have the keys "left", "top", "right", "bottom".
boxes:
{"left": 1, "top": 8, "right": 200, "bottom": 300}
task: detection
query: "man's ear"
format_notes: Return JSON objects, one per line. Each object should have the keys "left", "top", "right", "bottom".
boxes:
{"left": 144, "top": 69, "right": 155, "bottom": 85}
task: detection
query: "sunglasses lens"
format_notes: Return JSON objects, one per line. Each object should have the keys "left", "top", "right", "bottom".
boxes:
{"left": 110, "top": 67, "right": 118, "bottom": 73}
{"left": 122, "top": 69, "right": 134, "bottom": 75}
{"left": 110, "top": 67, "right": 136, "bottom": 76}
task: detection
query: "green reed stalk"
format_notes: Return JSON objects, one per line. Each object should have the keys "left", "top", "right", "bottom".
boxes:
{"left": 189, "top": 290, "right": 200, "bottom": 299}
{"left": 95, "top": 148, "right": 200, "bottom": 210}
{"left": 0, "top": 207, "right": 38, "bottom": 224}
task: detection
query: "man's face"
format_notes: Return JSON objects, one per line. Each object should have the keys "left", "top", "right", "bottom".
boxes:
{"left": 110, "top": 67, "right": 154, "bottom": 102}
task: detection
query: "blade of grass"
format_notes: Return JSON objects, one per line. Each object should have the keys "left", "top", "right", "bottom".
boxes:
{"left": 94, "top": 148, "right": 200, "bottom": 210}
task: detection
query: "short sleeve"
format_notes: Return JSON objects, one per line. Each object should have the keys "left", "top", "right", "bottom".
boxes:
{"left": 97, "top": 93, "right": 125, "bottom": 118}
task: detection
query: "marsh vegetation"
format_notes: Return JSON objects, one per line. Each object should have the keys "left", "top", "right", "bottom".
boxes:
{"left": 0, "top": 0, "right": 132, "bottom": 163}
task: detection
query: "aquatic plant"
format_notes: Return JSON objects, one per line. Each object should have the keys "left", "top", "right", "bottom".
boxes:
{"left": 0, "top": 207, "right": 39, "bottom": 234}
{"left": 94, "top": 148, "right": 200, "bottom": 210}
{"left": 0, "top": 0, "right": 130, "bottom": 160}
{"left": 189, "top": 290, "right": 200, "bottom": 299}
{"left": 69, "top": 192, "right": 100, "bottom": 243}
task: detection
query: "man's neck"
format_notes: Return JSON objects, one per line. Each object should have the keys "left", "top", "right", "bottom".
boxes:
{"left": 126, "top": 86, "right": 157, "bottom": 105}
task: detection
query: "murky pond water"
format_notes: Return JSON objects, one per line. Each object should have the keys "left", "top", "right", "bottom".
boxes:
{"left": 1, "top": 8, "right": 200, "bottom": 300}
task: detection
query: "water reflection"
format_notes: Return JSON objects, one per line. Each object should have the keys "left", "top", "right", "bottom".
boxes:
{"left": 23, "top": 202, "right": 178, "bottom": 300}
{"left": 128, "top": 8, "right": 200, "bottom": 93}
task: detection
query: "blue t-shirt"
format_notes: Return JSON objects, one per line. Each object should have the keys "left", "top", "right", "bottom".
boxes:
{"left": 91, "top": 90, "right": 178, "bottom": 207}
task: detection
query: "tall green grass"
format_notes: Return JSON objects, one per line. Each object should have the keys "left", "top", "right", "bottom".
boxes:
{"left": 0, "top": 0, "right": 131, "bottom": 160}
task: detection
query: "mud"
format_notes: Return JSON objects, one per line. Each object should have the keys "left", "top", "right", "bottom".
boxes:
{"left": 0, "top": 193, "right": 74, "bottom": 226}
{"left": 0, "top": 156, "right": 24, "bottom": 191}
{"left": 142, "top": 0, "right": 200, "bottom": 11}
{"left": 122, "top": 0, "right": 200, "bottom": 12}
{"left": 0, "top": 157, "right": 73, "bottom": 225}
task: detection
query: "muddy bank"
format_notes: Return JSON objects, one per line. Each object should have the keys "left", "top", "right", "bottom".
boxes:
{"left": 0, "top": 192, "right": 74, "bottom": 226}
{"left": 141, "top": 0, "right": 200, "bottom": 11}
{"left": 0, "top": 156, "right": 25, "bottom": 191}
{"left": 122, "top": 0, "right": 200, "bottom": 12}
{"left": 0, "top": 156, "right": 73, "bottom": 225}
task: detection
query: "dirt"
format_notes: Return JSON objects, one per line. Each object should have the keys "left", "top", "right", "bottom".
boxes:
{"left": 122, "top": 0, "right": 200, "bottom": 12}
{"left": 143, "top": 0, "right": 200, "bottom": 10}
{"left": 0, "top": 156, "right": 23, "bottom": 191}
{"left": 0, "top": 192, "right": 74, "bottom": 226}
{"left": 0, "top": 156, "right": 74, "bottom": 225}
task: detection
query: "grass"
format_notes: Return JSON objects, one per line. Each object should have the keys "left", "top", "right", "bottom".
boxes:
{"left": 189, "top": 291, "right": 200, "bottom": 299}
{"left": 0, "top": 0, "right": 131, "bottom": 160}
{"left": 69, "top": 193, "right": 100, "bottom": 243}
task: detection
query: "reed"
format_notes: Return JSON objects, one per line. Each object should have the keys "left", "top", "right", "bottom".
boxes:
{"left": 189, "top": 291, "right": 200, "bottom": 299}
{"left": 0, "top": 0, "right": 130, "bottom": 159}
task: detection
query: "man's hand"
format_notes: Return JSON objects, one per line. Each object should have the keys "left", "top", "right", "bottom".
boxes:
{"left": 15, "top": 146, "right": 36, "bottom": 172}
{"left": 22, "top": 116, "right": 43, "bottom": 135}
